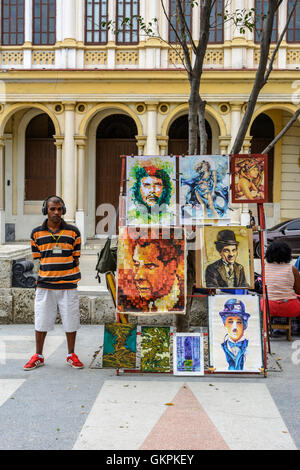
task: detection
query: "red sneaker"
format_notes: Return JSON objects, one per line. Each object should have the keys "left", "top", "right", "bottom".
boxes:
{"left": 24, "top": 354, "right": 44, "bottom": 371}
{"left": 66, "top": 353, "right": 84, "bottom": 369}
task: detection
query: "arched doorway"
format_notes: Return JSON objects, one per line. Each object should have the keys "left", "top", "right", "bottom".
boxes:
{"left": 250, "top": 113, "right": 274, "bottom": 202}
{"left": 168, "top": 115, "right": 212, "bottom": 155}
{"left": 25, "top": 113, "right": 56, "bottom": 200}
{"left": 96, "top": 114, "right": 138, "bottom": 230}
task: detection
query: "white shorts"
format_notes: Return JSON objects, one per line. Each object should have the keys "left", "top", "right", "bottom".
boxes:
{"left": 34, "top": 288, "right": 80, "bottom": 333}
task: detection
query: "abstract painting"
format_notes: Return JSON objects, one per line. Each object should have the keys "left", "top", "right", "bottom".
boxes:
{"left": 117, "top": 227, "right": 186, "bottom": 315}
{"left": 208, "top": 295, "right": 263, "bottom": 373}
{"left": 231, "top": 154, "right": 268, "bottom": 204}
{"left": 199, "top": 226, "right": 254, "bottom": 289}
{"left": 102, "top": 323, "right": 137, "bottom": 369}
{"left": 179, "top": 155, "right": 230, "bottom": 224}
{"left": 126, "top": 156, "right": 176, "bottom": 226}
{"left": 173, "top": 333, "right": 204, "bottom": 376}
{"left": 141, "top": 326, "right": 171, "bottom": 373}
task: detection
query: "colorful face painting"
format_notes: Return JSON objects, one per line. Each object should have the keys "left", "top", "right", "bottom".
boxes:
{"left": 173, "top": 333, "right": 204, "bottom": 376}
{"left": 141, "top": 327, "right": 171, "bottom": 373}
{"left": 209, "top": 295, "right": 263, "bottom": 373}
{"left": 126, "top": 156, "right": 176, "bottom": 226}
{"left": 231, "top": 154, "right": 268, "bottom": 204}
{"left": 200, "top": 226, "right": 254, "bottom": 289}
{"left": 102, "top": 323, "right": 137, "bottom": 369}
{"left": 117, "top": 227, "right": 186, "bottom": 315}
{"left": 179, "top": 155, "right": 230, "bottom": 223}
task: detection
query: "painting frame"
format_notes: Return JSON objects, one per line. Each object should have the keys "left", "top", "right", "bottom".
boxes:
{"left": 173, "top": 333, "right": 204, "bottom": 376}
{"left": 208, "top": 294, "right": 263, "bottom": 373}
{"left": 126, "top": 155, "right": 177, "bottom": 226}
{"left": 199, "top": 226, "right": 254, "bottom": 290}
{"left": 116, "top": 226, "right": 187, "bottom": 315}
{"left": 231, "top": 154, "right": 268, "bottom": 204}
{"left": 102, "top": 323, "right": 137, "bottom": 369}
{"left": 179, "top": 155, "right": 230, "bottom": 224}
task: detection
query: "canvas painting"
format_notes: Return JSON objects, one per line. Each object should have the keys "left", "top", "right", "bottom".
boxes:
{"left": 200, "top": 226, "right": 254, "bottom": 289}
{"left": 209, "top": 295, "right": 263, "bottom": 373}
{"left": 173, "top": 333, "right": 204, "bottom": 376}
{"left": 141, "top": 326, "right": 171, "bottom": 372}
{"left": 179, "top": 155, "right": 230, "bottom": 223}
{"left": 102, "top": 323, "right": 137, "bottom": 369}
{"left": 126, "top": 156, "right": 176, "bottom": 226}
{"left": 117, "top": 227, "right": 186, "bottom": 315}
{"left": 231, "top": 154, "right": 268, "bottom": 204}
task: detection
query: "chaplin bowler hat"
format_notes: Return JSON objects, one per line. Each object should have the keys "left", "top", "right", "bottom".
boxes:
{"left": 215, "top": 230, "right": 239, "bottom": 247}
{"left": 219, "top": 299, "right": 250, "bottom": 327}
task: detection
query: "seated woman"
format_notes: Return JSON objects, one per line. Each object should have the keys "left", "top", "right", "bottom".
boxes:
{"left": 265, "top": 240, "right": 300, "bottom": 317}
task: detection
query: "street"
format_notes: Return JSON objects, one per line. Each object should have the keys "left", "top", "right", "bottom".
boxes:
{"left": 0, "top": 324, "right": 300, "bottom": 450}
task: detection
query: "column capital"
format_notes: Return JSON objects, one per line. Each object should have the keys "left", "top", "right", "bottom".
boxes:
{"left": 62, "top": 102, "right": 76, "bottom": 111}
{"left": 54, "top": 135, "right": 64, "bottom": 148}
{"left": 75, "top": 136, "right": 87, "bottom": 148}
{"left": 230, "top": 102, "right": 244, "bottom": 111}
{"left": 145, "top": 102, "right": 159, "bottom": 112}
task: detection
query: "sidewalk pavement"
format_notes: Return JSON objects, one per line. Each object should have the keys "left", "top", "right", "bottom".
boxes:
{"left": 0, "top": 323, "right": 300, "bottom": 450}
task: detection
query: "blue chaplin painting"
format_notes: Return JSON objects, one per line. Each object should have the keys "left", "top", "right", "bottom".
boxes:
{"left": 179, "top": 155, "right": 230, "bottom": 223}
{"left": 174, "top": 333, "right": 204, "bottom": 376}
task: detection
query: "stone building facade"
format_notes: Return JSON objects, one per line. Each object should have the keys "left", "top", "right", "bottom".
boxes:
{"left": 0, "top": 0, "right": 299, "bottom": 244}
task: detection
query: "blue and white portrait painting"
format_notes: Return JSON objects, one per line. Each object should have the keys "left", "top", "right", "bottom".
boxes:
{"left": 179, "top": 155, "right": 230, "bottom": 224}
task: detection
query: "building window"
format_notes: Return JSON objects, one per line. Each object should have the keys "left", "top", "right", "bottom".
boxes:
{"left": 33, "top": 0, "right": 56, "bottom": 45}
{"left": 208, "top": 0, "right": 224, "bottom": 43}
{"left": 169, "top": 0, "right": 192, "bottom": 44}
{"left": 287, "top": 0, "right": 300, "bottom": 43}
{"left": 85, "top": 0, "right": 108, "bottom": 44}
{"left": 116, "top": 0, "right": 139, "bottom": 44}
{"left": 1, "top": 0, "right": 24, "bottom": 45}
{"left": 255, "top": 0, "right": 278, "bottom": 43}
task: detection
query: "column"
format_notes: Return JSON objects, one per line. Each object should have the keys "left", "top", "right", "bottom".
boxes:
{"left": 24, "top": 0, "right": 33, "bottom": 68}
{"left": 145, "top": 102, "right": 158, "bottom": 155}
{"left": 218, "top": 136, "right": 231, "bottom": 155}
{"left": 75, "top": 137, "right": 87, "bottom": 245}
{"left": 157, "top": 136, "right": 169, "bottom": 156}
{"left": 62, "top": 103, "right": 76, "bottom": 222}
{"left": 0, "top": 139, "right": 5, "bottom": 243}
{"left": 230, "top": 102, "right": 243, "bottom": 149}
{"left": 62, "top": 0, "right": 77, "bottom": 68}
{"left": 54, "top": 136, "right": 64, "bottom": 197}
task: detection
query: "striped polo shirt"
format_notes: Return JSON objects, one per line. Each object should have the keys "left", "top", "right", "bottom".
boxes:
{"left": 265, "top": 262, "right": 297, "bottom": 301}
{"left": 31, "top": 219, "right": 81, "bottom": 290}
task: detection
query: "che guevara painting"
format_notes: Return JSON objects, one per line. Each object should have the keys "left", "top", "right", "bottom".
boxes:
{"left": 179, "top": 155, "right": 230, "bottom": 224}
{"left": 126, "top": 156, "right": 176, "bottom": 226}
{"left": 231, "top": 154, "right": 268, "bottom": 204}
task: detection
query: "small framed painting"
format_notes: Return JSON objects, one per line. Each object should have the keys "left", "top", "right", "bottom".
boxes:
{"left": 173, "top": 333, "right": 204, "bottom": 376}
{"left": 231, "top": 154, "right": 268, "bottom": 204}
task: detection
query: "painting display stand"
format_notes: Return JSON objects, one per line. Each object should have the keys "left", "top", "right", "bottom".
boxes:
{"left": 112, "top": 155, "right": 267, "bottom": 378}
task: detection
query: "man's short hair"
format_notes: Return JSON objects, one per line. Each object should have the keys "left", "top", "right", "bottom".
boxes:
{"left": 132, "top": 166, "right": 172, "bottom": 209}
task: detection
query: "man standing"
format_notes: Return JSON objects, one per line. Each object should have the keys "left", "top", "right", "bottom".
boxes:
{"left": 24, "top": 196, "right": 84, "bottom": 370}
{"left": 205, "top": 229, "right": 248, "bottom": 288}
{"left": 219, "top": 298, "right": 250, "bottom": 371}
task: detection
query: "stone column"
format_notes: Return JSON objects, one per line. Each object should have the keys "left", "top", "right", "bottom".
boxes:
{"left": 62, "top": 0, "right": 77, "bottom": 68}
{"left": 136, "top": 136, "right": 147, "bottom": 155}
{"left": 145, "top": 102, "right": 158, "bottom": 155}
{"left": 218, "top": 136, "right": 231, "bottom": 155}
{"left": 0, "top": 138, "right": 5, "bottom": 243}
{"left": 54, "top": 136, "right": 63, "bottom": 197}
{"left": 62, "top": 103, "right": 76, "bottom": 222}
{"left": 157, "top": 136, "right": 169, "bottom": 156}
{"left": 230, "top": 102, "right": 243, "bottom": 149}
{"left": 75, "top": 137, "right": 87, "bottom": 245}
{"left": 24, "top": 0, "right": 33, "bottom": 68}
